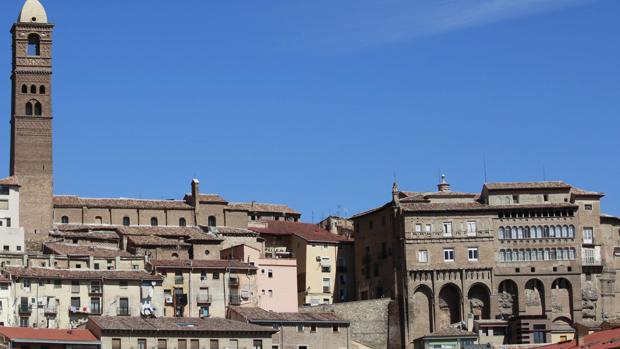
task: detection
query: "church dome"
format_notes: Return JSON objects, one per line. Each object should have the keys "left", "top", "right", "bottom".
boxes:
{"left": 18, "top": 0, "right": 48, "bottom": 24}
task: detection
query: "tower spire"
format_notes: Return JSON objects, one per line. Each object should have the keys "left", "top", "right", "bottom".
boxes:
{"left": 18, "top": 0, "right": 48, "bottom": 24}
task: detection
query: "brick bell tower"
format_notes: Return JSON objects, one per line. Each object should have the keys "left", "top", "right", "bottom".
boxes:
{"left": 9, "top": 0, "right": 54, "bottom": 250}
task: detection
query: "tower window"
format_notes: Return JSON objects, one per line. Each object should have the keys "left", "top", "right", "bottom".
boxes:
{"left": 27, "top": 34, "right": 41, "bottom": 56}
{"left": 208, "top": 216, "right": 216, "bottom": 227}
{"left": 61, "top": 216, "right": 69, "bottom": 224}
{"left": 122, "top": 217, "right": 130, "bottom": 226}
{"left": 150, "top": 217, "right": 158, "bottom": 226}
{"left": 179, "top": 218, "right": 187, "bottom": 227}
{"left": 39, "top": 85, "right": 46, "bottom": 94}
{"left": 30, "top": 85, "right": 37, "bottom": 94}
{"left": 34, "top": 102, "right": 42, "bottom": 116}
{"left": 21, "top": 85, "right": 27, "bottom": 94}
{"left": 25, "top": 102, "right": 33, "bottom": 115}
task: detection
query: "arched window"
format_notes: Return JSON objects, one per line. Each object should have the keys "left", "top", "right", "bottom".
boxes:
{"left": 537, "top": 249, "right": 544, "bottom": 261}
{"left": 569, "top": 248, "right": 576, "bottom": 260}
{"left": 558, "top": 248, "right": 564, "bottom": 260}
{"left": 61, "top": 216, "right": 69, "bottom": 224}
{"left": 21, "top": 85, "right": 27, "bottom": 93}
{"left": 544, "top": 249, "right": 550, "bottom": 260}
{"left": 569, "top": 225, "right": 575, "bottom": 238}
{"left": 179, "top": 218, "right": 187, "bottom": 227}
{"left": 171, "top": 253, "right": 179, "bottom": 259}
{"left": 34, "top": 102, "right": 42, "bottom": 116}
{"left": 536, "top": 226, "right": 543, "bottom": 238}
{"left": 122, "top": 217, "right": 130, "bottom": 226}
{"left": 517, "top": 227, "right": 524, "bottom": 239}
{"left": 511, "top": 227, "right": 517, "bottom": 239}
{"left": 95, "top": 216, "right": 103, "bottom": 225}
{"left": 39, "top": 85, "right": 46, "bottom": 94}
{"left": 498, "top": 227, "right": 505, "bottom": 240}
{"left": 150, "top": 217, "right": 158, "bottom": 226}
{"left": 208, "top": 216, "right": 216, "bottom": 227}
{"left": 562, "top": 225, "right": 568, "bottom": 238}
{"left": 499, "top": 250, "right": 506, "bottom": 262}
{"left": 550, "top": 249, "right": 557, "bottom": 260}
{"left": 27, "top": 34, "right": 41, "bottom": 56}
{"left": 25, "top": 102, "right": 33, "bottom": 115}
{"left": 549, "top": 226, "right": 555, "bottom": 238}
{"left": 543, "top": 226, "right": 550, "bottom": 238}
{"left": 30, "top": 85, "right": 37, "bottom": 94}
{"left": 524, "top": 226, "right": 530, "bottom": 239}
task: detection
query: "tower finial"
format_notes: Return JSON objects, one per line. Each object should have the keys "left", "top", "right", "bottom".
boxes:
{"left": 19, "top": 0, "right": 48, "bottom": 24}
{"left": 437, "top": 174, "right": 451, "bottom": 192}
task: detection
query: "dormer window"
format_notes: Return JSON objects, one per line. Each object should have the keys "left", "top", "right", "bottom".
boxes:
{"left": 27, "top": 34, "right": 40, "bottom": 56}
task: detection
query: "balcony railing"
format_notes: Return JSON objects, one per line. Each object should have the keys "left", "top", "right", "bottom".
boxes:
{"left": 44, "top": 305, "right": 57, "bottom": 314}
{"left": 409, "top": 230, "right": 492, "bottom": 239}
{"left": 89, "top": 285, "right": 103, "bottom": 295}
{"left": 229, "top": 294, "right": 242, "bottom": 305}
{"left": 197, "top": 293, "right": 212, "bottom": 304}
{"left": 18, "top": 304, "right": 32, "bottom": 314}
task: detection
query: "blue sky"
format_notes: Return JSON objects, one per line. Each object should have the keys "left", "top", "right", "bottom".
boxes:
{"left": 1, "top": 0, "right": 619, "bottom": 221}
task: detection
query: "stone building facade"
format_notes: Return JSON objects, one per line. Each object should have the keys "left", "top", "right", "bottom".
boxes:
{"left": 351, "top": 177, "right": 620, "bottom": 348}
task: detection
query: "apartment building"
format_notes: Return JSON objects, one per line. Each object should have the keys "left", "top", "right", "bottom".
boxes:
{"left": 0, "top": 327, "right": 100, "bottom": 349}
{"left": 229, "top": 306, "right": 352, "bottom": 349}
{"left": 2, "top": 267, "right": 164, "bottom": 329}
{"left": 351, "top": 177, "right": 620, "bottom": 348}
{"left": 148, "top": 259, "right": 258, "bottom": 318}
{"left": 0, "top": 276, "right": 12, "bottom": 326}
{"left": 251, "top": 221, "right": 355, "bottom": 306}
{"left": 221, "top": 244, "right": 299, "bottom": 312}
{"left": 86, "top": 316, "right": 276, "bottom": 349}
{"left": 0, "top": 177, "right": 26, "bottom": 253}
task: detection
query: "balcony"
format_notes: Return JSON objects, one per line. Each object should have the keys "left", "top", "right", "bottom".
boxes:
{"left": 18, "top": 304, "right": 32, "bottom": 314}
{"left": 44, "top": 305, "right": 57, "bottom": 314}
{"left": 228, "top": 276, "right": 240, "bottom": 287}
{"left": 229, "top": 294, "right": 242, "bottom": 305}
{"left": 196, "top": 293, "right": 212, "bottom": 304}
{"left": 89, "top": 285, "right": 103, "bottom": 295}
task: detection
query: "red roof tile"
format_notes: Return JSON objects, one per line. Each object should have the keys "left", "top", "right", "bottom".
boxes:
{"left": 53, "top": 196, "right": 192, "bottom": 210}
{"left": 149, "top": 259, "right": 257, "bottom": 270}
{"left": 484, "top": 181, "right": 572, "bottom": 191}
{"left": 251, "top": 221, "right": 352, "bottom": 243}
{"left": 539, "top": 328, "right": 620, "bottom": 349}
{"left": 44, "top": 243, "right": 133, "bottom": 258}
{"left": 0, "top": 176, "right": 19, "bottom": 187}
{"left": 0, "top": 328, "right": 98, "bottom": 343}
{"left": 3, "top": 266, "right": 162, "bottom": 281}
{"left": 228, "top": 202, "right": 300, "bottom": 215}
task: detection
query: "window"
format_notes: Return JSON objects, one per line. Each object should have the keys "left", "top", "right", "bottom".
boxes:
{"left": 119, "top": 281, "right": 128, "bottom": 289}
{"left": 443, "top": 248, "right": 455, "bottom": 262}
{"left": 191, "top": 340, "right": 199, "bottom": 349}
{"left": 54, "top": 280, "right": 61, "bottom": 288}
{"left": 425, "top": 224, "right": 432, "bottom": 232}
{"left": 138, "top": 339, "right": 147, "bottom": 349}
{"left": 90, "top": 297, "right": 101, "bottom": 314}
{"left": 466, "top": 221, "right": 477, "bottom": 236}
{"left": 213, "top": 272, "right": 220, "bottom": 279}
{"left": 95, "top": 216, "right": 103, "bottom": 224}
{"left": 209, "top": 340, "right": 218, "bottom": 349}
{"left": 119, "top": 298, "right": 129, "bottom": 316}
{"left": 122, "top": 217, "right": 130, "bottom": 226}
{"left": 333, "top": 325, "right": 339, "bottom": 332}
{"left": 157, "top": 339, "right": 167, "bottom": 349}
{"left": 442, "top": 222, "right": 452, "bottom": 237}
{"left": 268, "top": 269, "right": 273, "bottom": 278}
{"left": 34, "top": 101, "right": 42, "bottom": 116}
{"left": 21, "top": 85, "right": 27, "bottom": 93}
{"left": 584, "top": 228, "right": 593, "bottom": 244}
{"left": 178, "top": 339, "right": 187, "bottom": 349}
{"left": 468, "top": 248, "right": 479, "bottom": 261}
{"left": 297, "top": 324, "right": 304, "bottom": 332}
{"left": 310, "top": 325, "right": 317, "bottom": 333}
{"left": 533, "top": 325, "right": 546, "bottom": 344}
{"left": 179, "top": 218, "right": 187, "bottom": 227}
{"left": 70, "top": 297, "right": 80, "bottom": 309}
{"left": 585, "top": 204, "right": 593, "bottom": 210}
{"left": 61, "top": 216, "right": 69, "bottom": 224}
{"left": 415, "top": 224, "right": 422, "bottom": 232}
{"left": 150, "top": 217, "right": 158, "bottom": 226}
{"left": 253, "top": 340, "right": 263, "bottom": 349}
{"left": 20, "top": 317, "right": 28, "bottom": 328}
{"left": 544, "top": 194, "right": 549, "bottom": 202}
{"left": 418, "top": 250, "right": 428, "bottom": 263}
{"left": 208, "top": 216, "right": 217, "bottom": 227}
{"left": 27, "top": 34, "right": 40, "bottom": 56}
{"left": 322, "top": 278, "right": 330, "bottom": 293}
{"left": 513, "top": 195, "right": 519, "bottom": 204}
{"left": 39, "top": 85, "right": 46, "bottom": 94}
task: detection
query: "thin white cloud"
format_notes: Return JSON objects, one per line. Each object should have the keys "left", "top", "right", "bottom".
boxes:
{"left": 286, "top": 0, "right": 594, "bottom": 52}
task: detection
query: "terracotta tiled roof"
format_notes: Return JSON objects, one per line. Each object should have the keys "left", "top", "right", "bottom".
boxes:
{"left": 0, "top": 176, "right": 20, "bottom": 187}
{"left": 251, "top": 221, "right": 353, "bottom": 243}
{"left": 423, "top": 327, "right": 478, "bottom": 338}
{"left": 3, "top": 267, "right": 162, "bottom": 281}
{"left": 53, "top": 196, "right": 192, "bottom": 210}
{"left": 117, "top": 226, "right": 220, "bottom": 241}
{"left": 197, "top": 194, "right": 228, "bottom": 204}
{"left": 207, "top": 226, "right": 257, "bottom": 236}
{"left": 126, "top": 235, "right": 191, "bottom": 247}
{"left": 88, "top": 316, "right": 276, "bottom": 333}
{"left": 43, "top": 243, "right": 133, "bottom": 258}
{"left": 401, "top": 191, "right": 478, "bottom": 200}
{"left": 571, "top": 187, "right": 605, "bottom": 197}
{"left": 538, "top": 327, "right": 620, "bottom": 349}
{"left": 50, "top": 227, "right": 121, "bottom": 241}
{"left": 228, "top": 202, "right": 300, "bottom": 215}
{"left": 0, "top": 328, "right": 99, "bottom": 343}
{"left": 484, "top": 181, "right": 571, "bottom": 190}
{"left": 231, "top": 307, "right": 348, "bottom": 324}
{"left": 149, "top": 259, "right": 257, "bottom": 270}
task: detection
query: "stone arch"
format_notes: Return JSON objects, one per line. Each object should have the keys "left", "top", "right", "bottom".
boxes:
{"left": 552, "top": 278, "right": 573, "bottom": 320}
{"left": 438, "top": 283, "right": 462, "bottom": 328}
{"left": 498, "top": 280, "right": 518, "bottom": 318}
{"left": 525, "top": 279, "right": 546, "bottom": 316}
{"left": 468, "top": 283, "right": 491, "bottom": 320}
{"left": 412, "top": 285, "right": 434, "bottom": 336}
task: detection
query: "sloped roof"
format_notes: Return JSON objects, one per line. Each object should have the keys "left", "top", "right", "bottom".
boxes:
{"left": 88, "top": 316, "right": 276, "bottom": 333}
{"left": 3, "top": 267, "right": 162, "bottom": 281}
{"left": 125, "top": 235, "right": 191, "bottom": 247}
{"left": 251, "top": 221, "right": 352, "bottom": 243}
{"left": 0, "top": 176, "right": 20, "bottom": 187}
{"left": 43, "top": 243, "right": 133, "bottom": 258}
{"left": 538, "top": 327, "right": 620, "bottom": 349}
{"left": 484, "top": 181, "right": 571, "bottom": 191}
{"left": 228, "top": 202, "right": 300, "bottom": 215}
{"left": 0, "top": 328, "right": 98, "bottom": 344}
{"left": 230, "top": 307, "right": 348, "bottom": 324}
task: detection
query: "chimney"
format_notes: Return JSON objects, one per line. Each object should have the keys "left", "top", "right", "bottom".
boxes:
{"left": 191, "top": 179, "right": 200, "bottom": 225}
{"left": 437, "top": 174, "right": 451, "bottom": 192}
